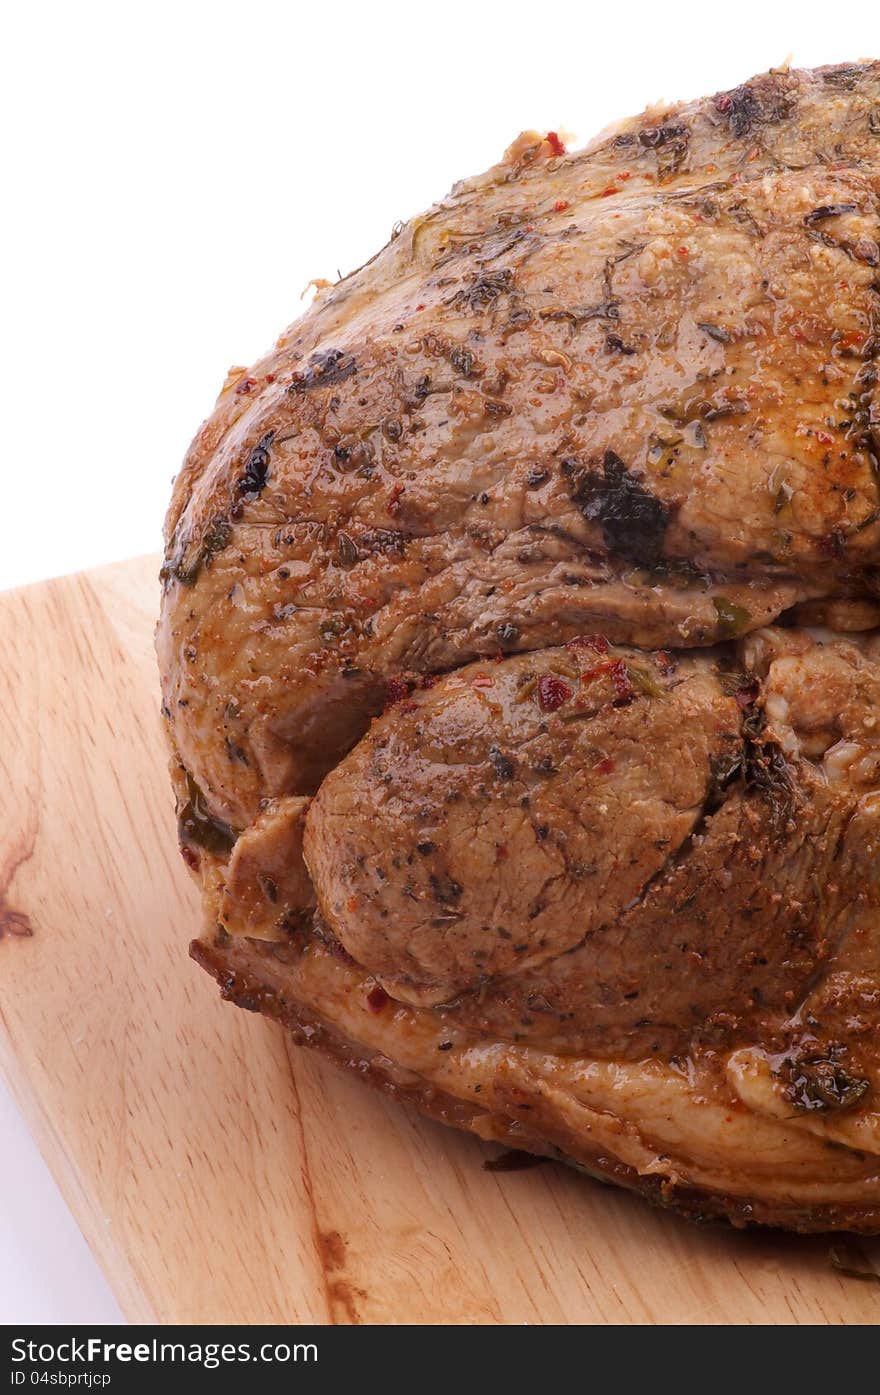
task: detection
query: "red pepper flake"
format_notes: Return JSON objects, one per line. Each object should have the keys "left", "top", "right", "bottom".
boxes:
{"left": 265, "top": 373, "right": 276, "bottom": 383}
{"left": 594, "top": 757, "right": 615, "bottom": 775}
{"left": 472, "top": 673, "right": 494, "bottom": 689}
{"left": 608, "top": 658, "right": 636, "bottom": 704}
{"left": 537, "top": 674, "right": 572, "bottom": 712}
{"left": 346, "top": 897, "right": 358, "bottom": 913}
{"left": 734, "top": 680, "right": 760, "bottom": 710}
{"left": 387, "top": 483, "right": 404, "bottom": 515}
{"left": 553, "top": 198, "right": 569, "bottom": 212}
{"left": 580, "top": 658, "right": 635, "bottom": 704}
{"left": 567, "top": 633, "right": 609, "bottom": 655}
{"left": 545, "top": 131, "right": 566, "bottom": 157}
{"left": 816, "top": 429, "right": 835, "bottom": 445}
{"left": 496, "top": 844, "right": 509, "bottom": 860}
{"left": 420, "top": 673, "right": 441, "bottom": 689}
{"left": 235, "top": 376, "right": 258, "bottom": 395}
{"left": 600, "top": 185, "right": 617, "bottom": 197}
{"left": 366, "top": 984, "right": 389, "bottom": 1014}
{"left": 617, "top": 170, "right": 631, "bottom": 181}
{"left": 415, "top": 303, "right": 425, "bottom": 311}
{"left": 385, "top": 676, "right": 413, "bottom": 709}
{"left": 677, "top": 245, "right": 689, "bottom": 259}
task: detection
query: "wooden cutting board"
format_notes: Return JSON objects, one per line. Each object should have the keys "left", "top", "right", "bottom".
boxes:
{"left": 1, "top": 556, "right": 878, "bottom": 1325}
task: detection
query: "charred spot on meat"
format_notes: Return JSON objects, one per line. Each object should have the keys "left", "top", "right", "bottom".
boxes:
{"left": 566, "top": 450, "right": 671, "bottom": 565}
{"left": 238, "top": 431, "right": 275, "bottom": 497}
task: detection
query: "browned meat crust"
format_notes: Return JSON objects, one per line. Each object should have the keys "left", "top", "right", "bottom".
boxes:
{"left": 192, "top": 933, "right": 880, "bottom": 1233}
{"left": 158, "top": 60, "right": 880, "bottom": 827}
{"left": 160, "top": 61, "right": 880, "bottom": 1232}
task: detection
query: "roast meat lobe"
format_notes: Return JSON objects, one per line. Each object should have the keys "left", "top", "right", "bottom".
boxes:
{"left": 303, "top": 645, "right": 742, "bottom": 1000}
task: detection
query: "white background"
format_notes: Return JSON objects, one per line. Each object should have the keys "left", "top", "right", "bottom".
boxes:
{"left": 1, "top": 0, "right": 877, "bottom": 1323}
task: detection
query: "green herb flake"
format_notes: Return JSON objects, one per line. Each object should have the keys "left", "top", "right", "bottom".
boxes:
{"left": 178, "top": 771, "right": 237, "bottom": 856}
{"left": 627, "top": 666, "right": 666, "bottom": 699}
{"left": 713, "top": 595, "right": 752, "bottom": 637}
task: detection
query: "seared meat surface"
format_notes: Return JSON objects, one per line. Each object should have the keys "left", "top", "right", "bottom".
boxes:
{"left": 159, "top": 62, "right": 880, "bottom": 1231}
{"left": 305, "top": 644, "right": 744, "bottom": 998}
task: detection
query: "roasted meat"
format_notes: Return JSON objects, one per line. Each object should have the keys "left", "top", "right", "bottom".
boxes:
{"left": 158, "top": 61, "right": 880, "bottom": 1231}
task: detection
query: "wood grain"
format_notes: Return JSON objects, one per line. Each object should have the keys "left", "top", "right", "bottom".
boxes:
{"left": 0, "top": 556, "right": 878, "bottom": 1324}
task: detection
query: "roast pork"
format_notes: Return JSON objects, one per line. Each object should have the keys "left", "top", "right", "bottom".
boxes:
{"left": 158, "top": 61, "right": 880, "bottom": 1231}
